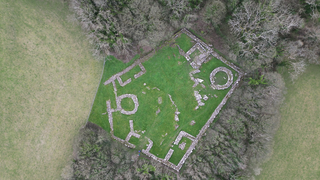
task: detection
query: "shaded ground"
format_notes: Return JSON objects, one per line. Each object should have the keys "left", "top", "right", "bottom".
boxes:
{"left": 193, "top": 19, "right": 229, "bottom": 56}
{"left": 256, "top": 65, "right": 320, "bottom": 179}
{"left": 0, "top": 0, "right": 103, "bottom": 179}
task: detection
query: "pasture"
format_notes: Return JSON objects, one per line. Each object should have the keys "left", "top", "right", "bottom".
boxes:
{"left": 0, "top": 0, "right": 103, "bottom": 179}
{"left": 257, "top": 65, "right": 320, "bottom": 179}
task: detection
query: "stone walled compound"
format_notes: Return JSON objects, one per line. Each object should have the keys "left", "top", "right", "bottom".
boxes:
{"left": 102, "top": 28, "right": 244, "bottom": 171}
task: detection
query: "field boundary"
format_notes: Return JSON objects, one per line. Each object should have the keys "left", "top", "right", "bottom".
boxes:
{"left": 83, "top": 60, "right": 106, "bottom": 129}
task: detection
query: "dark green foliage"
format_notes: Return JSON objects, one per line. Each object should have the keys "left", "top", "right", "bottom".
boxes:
{"left": 188, "top": 0, "right": 204, "bottom": 9}
{"left": 136, "top": 164, "right": 156, "bottom": 175}
{"left": 300, "top": 0, "right": 320, "bottom": 18}
{"left": 277, "top": 60, "right": 290, "bottom": 67}
{"left": 248, "top": 75, "right": 268, "bottom": 86}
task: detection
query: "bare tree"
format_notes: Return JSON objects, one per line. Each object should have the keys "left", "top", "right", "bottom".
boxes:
{"left": 228, "top": 0, "right": 304, "bottom": 71}
{"left": 200, "top": 0, "right": 226, "bottom": 27}
{"left": 289, "top": 60, "right": 307, "bottom": 82}
{"left": 165, "top": 0, "right": 191, "bottom": 18}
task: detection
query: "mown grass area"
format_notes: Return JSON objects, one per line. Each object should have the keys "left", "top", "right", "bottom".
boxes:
{"left": 89, "top": 32, "right": 238, "bottom": 166}
{"left": 0, "top": 0, "right": 103, "bottom": 179}
{"left": 256, "top": 65, "right": 320, "bottom": 180}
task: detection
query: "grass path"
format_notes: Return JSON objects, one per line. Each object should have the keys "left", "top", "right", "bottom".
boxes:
{"left": 0, "top": 0, "right": 103, "bottom": 179}
{"left": 256, "top": 65, "right": 320, "bottom": 180}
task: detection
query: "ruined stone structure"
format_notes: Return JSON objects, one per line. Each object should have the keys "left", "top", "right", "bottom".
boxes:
{"left": 102, "top": 28, "right": 244, "bottom": 171}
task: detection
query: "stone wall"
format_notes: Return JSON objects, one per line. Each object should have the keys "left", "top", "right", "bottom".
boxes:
{"left": 102, "top": 28, "right": 245, "bottom": 172}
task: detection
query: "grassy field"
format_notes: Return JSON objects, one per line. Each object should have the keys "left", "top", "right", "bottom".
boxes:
{"left": 89, "top": 33, "right": 238, "bottom": 165}
{"left": 0, "top": 0, "right": 103, "bottom": 179}
{"left": 256, "top": 65, "right": 320, "bottom": 180}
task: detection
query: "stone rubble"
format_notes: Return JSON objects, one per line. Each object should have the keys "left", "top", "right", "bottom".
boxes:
{"left": 160, "top": 140, "right": 164, "bottom": 145}
{"left": 184, "top": 42, "right": 209, "bottom": 69}
{"left": 197, "top": 78, "right": 204, "bottom": 83}
{"left": 168, "top": 94, "right": 180, "bottom": 121}
{"left": 189, "top": 70, "right": 201, "bottom": 88}
{"left": 156, "top": 108, "right": 161, "bottom": 115}
{"left": 162, "top": 133, "right": 168, "bottom": 137}
{"left": 194, "top": 91, "right": 205, "bottom": 109}
{"left": 179, "top": 142, "right": 186, "bottom": 150}
{"left": 184, "top": 41, "right": 210, "bottom": 69}
{"left": 189, "top": 120, "right": 196, "bottom": 126}
{"left": 174, "top": 114, "right": 179, "bottom": 122}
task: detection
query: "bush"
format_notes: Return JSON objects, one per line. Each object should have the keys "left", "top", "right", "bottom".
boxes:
{"left": 201, "top": 0, "right": 227, "bottom": 27}
{"left": 248, "top": 74, "right": 268, "bottom": 86}
{"left": 228, "top": 0, "right": 304, "bottom": 71}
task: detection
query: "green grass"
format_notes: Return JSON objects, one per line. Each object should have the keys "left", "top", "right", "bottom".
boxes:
{"left": 169, "top": 137, "right": 193, "bottom": 165}
{"left": 175, "top": 33, "right": 195, "bottom": 52}
{"left": 89, "top": 33, "right": 239, "bottom": 166}
{"left": 121, "top": 97, "right": 136, "bottom": 112}
{"left": 0, "top": 0, "right": 103, "bottom": 179}
{"left": 214, "top": 71, "right": 228, "bottom": 85}
{"left": 256, "top": 65, "right": 320, "bottom": 180}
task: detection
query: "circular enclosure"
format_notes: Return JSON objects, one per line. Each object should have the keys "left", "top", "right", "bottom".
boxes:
{"left": 210, "top": 67, "right": 233, "bottom": 90}
{"left": 116, "top": 94, "right": 139, "bottom": 115}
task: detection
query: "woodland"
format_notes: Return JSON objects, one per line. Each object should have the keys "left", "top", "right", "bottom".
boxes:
{"left": 64, "top": 0, "right": 320, "bottom": 179}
